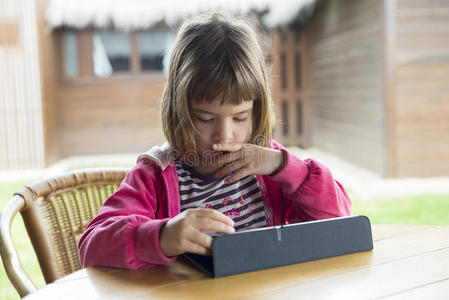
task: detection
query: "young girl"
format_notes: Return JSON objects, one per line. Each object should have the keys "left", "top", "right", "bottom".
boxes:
{"left": 78, "top": 13, "right": 351, "bottom": 268}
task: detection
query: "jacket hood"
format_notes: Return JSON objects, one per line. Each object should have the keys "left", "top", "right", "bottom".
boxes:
{"left": 137, "top": 142, "right": 178, "bottom": 170}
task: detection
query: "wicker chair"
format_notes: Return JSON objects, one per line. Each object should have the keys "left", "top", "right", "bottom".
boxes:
{"left": 0, "top": 168, "right": 128, "bottom": 298}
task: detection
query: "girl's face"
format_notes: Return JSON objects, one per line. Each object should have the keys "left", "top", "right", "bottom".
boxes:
{"left": 190, "top": 98, "right": 253, "bottom": 169}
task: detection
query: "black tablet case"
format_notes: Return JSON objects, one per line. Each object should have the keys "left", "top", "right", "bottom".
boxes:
{"left": 183, "top": 215, "right": 373, "bottom": 278}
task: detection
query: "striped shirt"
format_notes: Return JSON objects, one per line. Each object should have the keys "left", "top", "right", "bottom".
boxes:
{"left": 175, "top": 161, "right": 268, "bottom": 232}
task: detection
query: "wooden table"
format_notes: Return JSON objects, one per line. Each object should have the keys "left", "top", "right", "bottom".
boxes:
{"left": 24, "top": 225, "right": 449, "bottom": 299}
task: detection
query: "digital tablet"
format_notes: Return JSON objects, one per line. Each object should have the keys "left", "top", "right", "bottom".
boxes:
{"left": 183, "top": 215, "right": 373, "bottom": 277}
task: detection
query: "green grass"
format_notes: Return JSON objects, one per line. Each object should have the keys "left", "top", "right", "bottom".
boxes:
{"left": 0, "top": 181, "right": 45, "bottom": 300}
{"left": 352, "top": 193, "right": 449, "bottom": 225}
{"left": 0, "top": 181, "right": 448, "bottom": 299}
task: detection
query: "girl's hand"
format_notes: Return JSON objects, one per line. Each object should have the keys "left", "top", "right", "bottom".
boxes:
{"left": 211, "top": 142, "right": 285, "bottom": 184}
{"left": 159, "top": 208, "right": 235, "bottom": 257}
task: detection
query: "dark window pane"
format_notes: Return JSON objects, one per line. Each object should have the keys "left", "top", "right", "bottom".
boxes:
{"left": 295, "top": 52, "right": 301, "bottom": 89}
{"left": 294, "top": 30, "right": 301, "bottom": 43}
{"left": 296, "top": 100, "right": 303, "bottom": 134}
{"left": 93, "top": 32, "right": 130, "bottom": 76}
{"left": 141, "top": 55, "right": 163, "bottom": 71}
{"left": 109, "top": 57, "right": 129, "bottom": 72}
{"left": 282, "top": 100, "right": 288, "bottom": 136}
{"left": 279, "top": 29, "right": 287, "bottom": 43}
{"left": 265, "top": 53, "right": 273, "bottom": 68}
{"left": 138, "top": 30, "right": 173, "bottom": 72}
{"left": 281, "top": 52, "right": 287, "bottom": 90}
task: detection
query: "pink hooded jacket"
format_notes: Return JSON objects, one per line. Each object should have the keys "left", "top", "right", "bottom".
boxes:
{"left": 78, "top": 140, "right": 351, "bottom": 269}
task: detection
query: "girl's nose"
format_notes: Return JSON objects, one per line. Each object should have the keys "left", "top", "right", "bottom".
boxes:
{"left": 215, "top": 120, "right": 234, "bottom": 142}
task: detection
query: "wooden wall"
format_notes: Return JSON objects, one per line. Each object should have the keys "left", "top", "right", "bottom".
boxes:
{"left": 0, "top": 0, "right": 46, "bottom": 170}
{"left": 56, "top": 78, "right": 166, "bottom": 157}
{"left": 271, "top": 30, "right": 311, "bottom": 149}
{"left": 38, "top": 28, "right": 167, "bottom": 159}
{"left": 306, "top": 0, "right": 385, "bottom": 175}
{"left": 391, "top": 0, "right": 449, "bottom": 177}
{"left": 35, "top": 0, "right": 61, "bottom": 166}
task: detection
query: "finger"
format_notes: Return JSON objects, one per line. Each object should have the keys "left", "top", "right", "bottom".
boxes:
{"left": 182, "top": 238, "right": 211, "bottom": 256}
{"left": 195, "top": 217, "right": 235, "bottom": 234}
{"left": 220, "top": 150, "right": 243, "bottom": 164}
{"left": 191, "top": 208, "right": 235, "bottom": 226}
{"left": 214, "top": 159, "right": 246, "bottom": 179}
{"left": 207, "top": 150, "right": 241, "bottom": 167}
{"left": 224, "top": 167, "right": 250, "bottom": 184}
{"left": 213, "top": 142, "right": 243, "bottom": 152}
{"left": 188, "top": 231, "right": 214, "bottom": 250}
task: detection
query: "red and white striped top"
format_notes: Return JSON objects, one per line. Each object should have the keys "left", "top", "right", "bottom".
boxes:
{"left": 175, "top": 161, "right": 268, "bottom": 232}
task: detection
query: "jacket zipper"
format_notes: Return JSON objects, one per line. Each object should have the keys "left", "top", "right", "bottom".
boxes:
{"left": 281, "top": 188, "right": 287, "bottom": 225}
{"left": 162, "top": 171, "right": 171, "bottom": 218}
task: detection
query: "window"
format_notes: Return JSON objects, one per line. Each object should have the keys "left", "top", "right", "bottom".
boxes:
{"left": 295, "top": 52, "right": 301, "bottom": 89}
{"left": 294, "top": 30, "right": 301, "bottom": 44}
{"left": 61, "top": 29, "right": 174, "bottom": 78}
{"left": 296, "top": 100, "right": 303, "bottom": 134}
{"left": 265, "top": 53, "right": 273, "bottom": 68}
{"left": 281, "top": 52, "right": 287, "bottom": 90}
{"left": 94, "top": 32, "right": 130, "bottom": 76}
{"left": 138, "top": 30, "right": 172, "bottom": 72}
{"left": 282, "top": 100, "right": 288, "bottom": 136}
{"left": 279, "top": 29, "right": 287, "bottom": 44}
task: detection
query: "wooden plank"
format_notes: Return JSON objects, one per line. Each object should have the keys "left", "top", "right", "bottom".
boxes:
{"left": 311, "top": 129, "right": 384, "bottom": 173}
{"left": 27, "top": 261, "right": 206, "bottom": 300}
{"left": 392, "top": 35, "right": 449, "bottom": 176}
{"left": 304, "top": 0, "right": 385, "bottom": 174}
{"left": 396, "top": 147, "right": 449, "bottom": 169}
{"left": 312, "top": 63, "right": 382, "bottom": 77}
{"left": 397, "top": 8, "right": 449, "bottom": 21}
{"left": 396, "top": 23, "right": 449, "bottom": 35}
{"left": 256, "top": 247, "right": 449, "bottom": 299}
{"left": 396, "top": 160, "right": 449, "bottom": 177}
{"left": 130, "top": 33, "right": 141, "bottom": 74}
{"left": 313, "top": 117, "right": 383, "bottom": 139}
{"left": 0, "top": 2, "right": 46, "bottom": 170}
{"left": 315, "top": 108, "right": 382, "bottom": 128}
{"left": 396, "top": 63, "right": 449, "bottom": 81}
{"left": 396, "top": 155, "right": 449, "bottom": 169}
{"left": 310, "top": 24, "right": 382, "bottom": 55}
{"left": 396, "top": 105, "right": 449, "bottom": 120}
{"left": 397, "top": 36, "right": 449, "bottom": 50}
{"left": 131, "top": 226, "right": 449, "bottom": 299}
{"left": 312, "top": 130, "right": 383, "bottom": 157}
{"left": 397, "top": 0, "right": 449, "bottom": 8}
{"left": 371, "top": 225, "right": 434, "bottom": 241}
{"left": 396, "top": 148, "right": 449, "bottom": 162}
{"left": 0, "top": 18, "right": 19, "bottom": 46}
{"left": 396, "top": 135, "right": 449, "bottom": 152}
{"left": 77, "top": 31, "right": 94, "bottom": 77}
{"left": 309, "top": 0, "right": 381, "bottom": 39}
{"left": 313, "top": 88, "right": 383, "bottom": 104}
{"left": 383, "top": 278, "right": 449, "bottom": 299}
{"left": 34, "top": 0, "right": 61, "bottom": 167}
{"left": 383, "top": 0, "right": 398, "bottom": 178}
{"left": 397, "top": 52, "right": 449, "bottom": 65}
{"left": 53, "top": 77, "right": 166, "bottom": 156}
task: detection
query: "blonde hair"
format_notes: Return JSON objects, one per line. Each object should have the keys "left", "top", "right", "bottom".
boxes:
{"left": 162, "top": 12, "right": 272, "bottom": 154}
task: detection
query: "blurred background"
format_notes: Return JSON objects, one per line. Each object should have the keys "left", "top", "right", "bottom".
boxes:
{"left": 1, "top": 0, "right": 448, "bottom": 298}
{"left": 1, "top": 0, "right": 449, "bottom": 178}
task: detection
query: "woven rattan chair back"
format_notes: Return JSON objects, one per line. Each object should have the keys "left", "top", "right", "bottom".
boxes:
{"left": 0, "top": 168, "right": 128, "bottom": 298}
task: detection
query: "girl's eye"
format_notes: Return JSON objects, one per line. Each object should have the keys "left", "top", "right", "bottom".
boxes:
{"left": 197, "top": 117, "right": 214, "bottom": 123}
{"left": 234, "top": 117, "right": 247, "bottom": 122}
